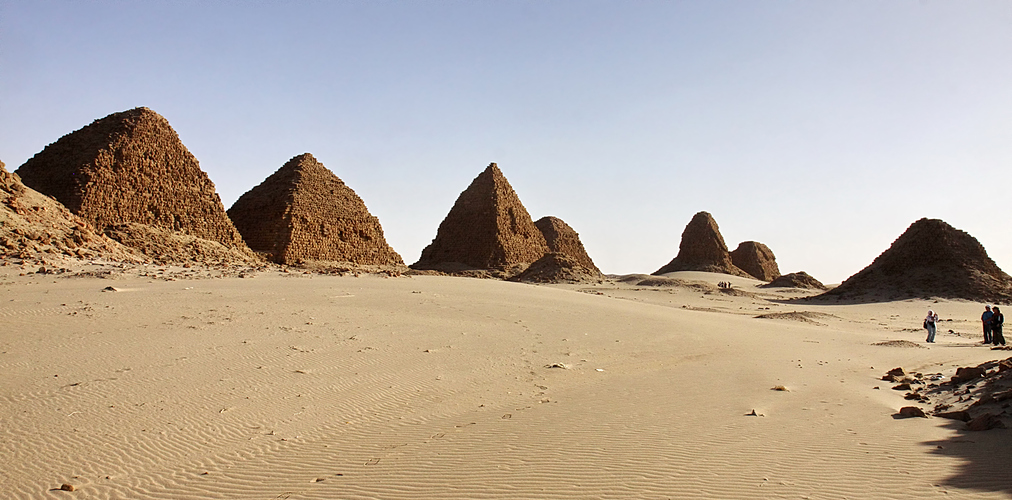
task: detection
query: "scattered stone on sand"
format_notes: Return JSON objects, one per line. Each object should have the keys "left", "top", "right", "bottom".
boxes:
{"left": 967, "top": 413, "right": 1006, "bottom": 431}
{"left": 729, "top": 241, "right": 780, "bottom": 281}
{"left": 412, "top": 163, "right": 548, "bottom": 275}
{"left": 934, "top": 410, "right": 971, "bottom": 422}
{"left": 545, "top": 363, "right": 569, "bottom": 369}
{"left": 227, "top": 153, "right": 403, "bottom": 266}
{"left": 60, "top": 483, "right": 75, "bottom": 491}
{"left": 872, "top": 340, "right": 925, "bottom": 348}
{"left": 892, "top": 383, "right": 912, "bottom": 391}
{"left": 762, "top": 271, "right": 827, "bottom": 290}
{"left": 16, "top": 107, "right": 253, "bottom": 256}
{"left": 101, "top": 286, "right": 119, "bottom": 292}
{"left": 770, "top": 385, "right": 789, "bottom": 391}
{"left": 817, "top": 218, "right": 1012, "bottom": 302}
{"left": 951, "top": 366, "right": 986, "bottom": 385}
{"left": 652, "top": 211, "right": 750, "bottom": 277}
{"left": 894, "top": 406, "right": 927, "bottom": 419}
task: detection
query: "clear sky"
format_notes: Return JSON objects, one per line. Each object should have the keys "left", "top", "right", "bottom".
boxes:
{"left": 2, "top": 1, "right": 1010, "bottom": 283}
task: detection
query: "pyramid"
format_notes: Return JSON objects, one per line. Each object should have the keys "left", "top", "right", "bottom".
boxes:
{"left": 413, "top": 163, "right": 548, "bottom": 271}
{"left": 15, "top": 107, "right": 250, "bottom": 252}
{"left": 1, "top": 159, "right": 140, "bottom": 262}
{"left": 763, "top": 271, "right": 826, "bottom": 290}
{"left": 653, "top": 211, "right": 750, "bottom": 277}
{"left": 730, "top": 241, "right": 780, "bottom": 281}
{"left": 534, "top": 216, "right": 600, "bottom": 273}
{"left": 227, "top": 153, "right": 403, "bottom": 266}
{"left": 512, "top": 252, "right": 603, "bottom": 284}
{"left": 820, "top": 218, "right": 1012, "bottom": 301}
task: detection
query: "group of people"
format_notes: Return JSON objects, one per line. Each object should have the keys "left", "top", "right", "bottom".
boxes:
{"left": 922, "top": 306, "right": 1005, "bottom": 345}
{"left": 982, "top": 305, "right": 1006, "bottom": 346}
{"left": 717, "top": 281, "right": 733, "bottom": 289}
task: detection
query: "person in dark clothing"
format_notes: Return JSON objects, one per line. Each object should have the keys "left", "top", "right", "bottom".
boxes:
{"left": 982, "top": 305, "right": 994, "bottom": 344}
{"left": 992, "top": 306, "right": 1005, "bottom": 346}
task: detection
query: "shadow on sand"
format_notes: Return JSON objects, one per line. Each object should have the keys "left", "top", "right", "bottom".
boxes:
{"left": 924, "top": 420, "right": 1012, "bottom": 494}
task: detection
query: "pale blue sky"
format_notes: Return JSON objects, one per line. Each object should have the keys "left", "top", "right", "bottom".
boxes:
{"left": 2, "top": 1, "right": 1010, "bottom": 283}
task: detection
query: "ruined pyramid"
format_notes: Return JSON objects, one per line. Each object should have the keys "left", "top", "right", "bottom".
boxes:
{"left": 821, "top": 218, "right": 1012, "bottom": 302}
{"left": 413, "top": 163, "right": 548, "bottom": 272}
{"left": 534, "top": 216, "right": 600, "bottom": 273}
{"left": 730, "top": 241, "right": 780, "bottom": 281}
{"left": 15, "top": 107, "right": 250, "bottom": 253}
{"left": 653, "top": 211, "right": 750, "bottom": 277}
{"left": 1, "top": 159, "right": 140, "bottom": 262}
{"left": 227, "top": 153, "right": 403, "bottom": 266}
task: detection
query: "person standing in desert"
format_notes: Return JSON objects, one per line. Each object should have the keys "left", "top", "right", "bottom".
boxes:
{"left": 982, "top": 305, "right": 994, "bottom": 344}
{"left": 924, "top": 309, "right": 939, "bottom": 343}
{"left": 992, "top": 306, "right": 1005, "bottom": 346}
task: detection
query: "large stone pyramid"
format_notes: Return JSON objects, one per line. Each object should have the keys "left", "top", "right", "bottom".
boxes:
{"left": 653, "top": 211, "right": 750, "bottom": 277}
{"left": 730, "top": 241, "right": 780, "bottom": 281}
{"left": 227, "top": 153, "right": 403, "bottom": 266}
{"left": 413, "top": 163, "right": 548, "bottom": 271}
{"left": 820, "top": 218, "right": 1012, "bottom": 301}
{"left": 15, "top": 107, "right": 249, "bottom": 251}
{"left": 534, "top": 216, "right": 600, "bottom": 273}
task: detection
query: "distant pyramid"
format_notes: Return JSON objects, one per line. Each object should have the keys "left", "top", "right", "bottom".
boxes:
{"left": 653, "top": 211, "right": 750, "bottom": 277}
{"left": 820, "top": 218, "right": 1012, "bottom": 301}
{"left": 534, "top": 216, "right": 600, "bottom": 273}
{"left": 763, "top": 271, "right": 826, "bottom": 290}
{"left": 227, "top": 153, "right": 403, "bottom": 265}
{"left": 413, "top": 163, "right": 548, "bottom": 271}
{"left": 15, "top": 107, "right": 250, "bottom": 252}
{"left": 730, "top": 241, "right": 780, "bottom": 281}
{"left": 512, "top": 252, "right": 603, "bottom": 283}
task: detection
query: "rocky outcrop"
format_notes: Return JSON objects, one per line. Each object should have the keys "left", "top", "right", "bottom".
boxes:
{"left": 819, "top": 218, "right": 1012, "bottom": 302}
{"left": 730, "top": 241, "right": 780, "bottom": 281}
{"left": 763, "top": 271, "right": 827, "bottom": 290}
{"left": 227, "top": 153, "right": 403, "bottom": 266}
{"left": 534, "top": 216, "right": 600, "bottom": 273}
{"left": 653, "top": 211, "right": 749, "bottom": 277}
{"left": 413, "top": 163, "right": 548, "bottom": 272}
{"left": 15, "top": 107, "right": 252, "bottom": 255}
{"left": 511, "top": 252, "right": 603, "bottom": 284}
{"left": 1, "top": 159, "right": 140, "bottom": 262}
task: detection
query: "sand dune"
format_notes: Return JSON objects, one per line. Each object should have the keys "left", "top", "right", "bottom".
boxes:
{"left": 2, "top": 268, "right": 1011, "bottom": 499}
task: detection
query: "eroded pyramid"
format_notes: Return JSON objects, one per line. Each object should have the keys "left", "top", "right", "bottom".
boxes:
{"left": 534, "top": 216, "right": 600, "bottom": 273}
{"left": 653, "top": 211, "right": 750, "bottom": 277}
{"left": 820, "top": 218, "right": 1012, "bottom": 301}
{"left": 730, "top": 241, "right": 780, "bottom": 281}
{"left": 763, "top": 271, "right": 826, "bottom": 290}
{"left": 227, "top": 153, "right": 403, "bottom": 266}
{"left": 413, "top": 163, "right": 548, "bottom": 271}
{"left": 15, "top": 107, "right": 250, "bottom": 254}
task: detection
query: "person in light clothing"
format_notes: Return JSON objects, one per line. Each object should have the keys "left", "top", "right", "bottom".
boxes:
{"left": 924, "top": 310, "right": 939, "bottom": 343}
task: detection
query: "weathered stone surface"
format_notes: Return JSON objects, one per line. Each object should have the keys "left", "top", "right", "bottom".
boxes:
{"left": 967, "top": 413, "right": 1006, "bottom": 431}
{"left": 413, "top": 163, "right": 548, "bottom": 271}
{"left": 763, "top": 271, "right": 827, "bottom": 290}
{"left": 534, "top": 216, "right": 600, "bottom": 273}
{"left": 15, "top": 107, "right": 251, "bottom": 254}
{"left": 227, "top": 153, "right": 403, "bottom": 266}
{"left": 730, "top": 241, "right": 780, "bottom": 281}
{"left": 512, "top": 252, "right": 603, "bottom": 284}
{"left": 894, "top": 406, "right": 927, "bottom": 418}
{"left": 820, "top": 218, "right": 1012, "bottom": 302}
{"left": 103, "top": 223, "right": 260, "bottom": 265}
{"left": 1, "top": 159, "right": 140, "bottom": 262}
{"left": 653, "top": 211, "right": 749, "bottom": 277}
{"left": 952, "top": 366, "right": 986, "bottom": 385}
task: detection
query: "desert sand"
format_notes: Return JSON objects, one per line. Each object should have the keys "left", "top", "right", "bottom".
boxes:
{"left": 3, "top": 264, "right": 1012, "bottom": 499}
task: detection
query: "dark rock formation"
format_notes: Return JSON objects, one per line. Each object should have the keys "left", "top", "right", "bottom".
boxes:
{"left": 534, "top": 216, "right": 600, "bottom": 273}
{"left": 730, "top": 241, "right": 780, "bottom": 281}
{"left": 653, "top": 211, "right": 749, "bottom": 277}
{"left": 819, "top": 218, "right": 1012, "bottom": 302}
{"left": 413, "top": 163, "right": 548, "bottom": 272}
{"left": 227, "top": 153, "right": 403, "bottom": 266}
{"left": 1, "top": 159, "right": 140, "bottom": 262}
{"left": 763, "top": 271, "right": 827, "bottom": 290}
{"left": 15, "top": 107, "right": 251, "bottom": 254}
{"left": 512, "top": 252, "right": 603, "bottom": 284}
